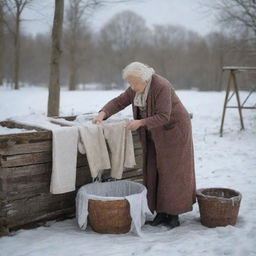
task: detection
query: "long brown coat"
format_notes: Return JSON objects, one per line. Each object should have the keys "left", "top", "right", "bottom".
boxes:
{"left": 100, "top": 73, "right": 196, "bottom": 215}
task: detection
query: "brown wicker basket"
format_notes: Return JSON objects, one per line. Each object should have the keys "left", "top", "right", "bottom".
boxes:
{"left": 196, "top": 188, "right": 242, "bottom": 228}
{"left": 88, "top": 199, "right": 132, "bottom": 234}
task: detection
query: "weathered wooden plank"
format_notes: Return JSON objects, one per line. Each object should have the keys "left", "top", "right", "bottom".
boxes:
{"left": 126, "top": 176, "right": 143, "bottom": 183}
{"left": 0, "top": 152, "right": 52, "bottom": 167}
{"left": 0, "top": 141, "right": 52, "bottom": 155}
{"left": 123, "top": 168, "right": 143, "bottom": 179}
{"left": 134, "top": 153, "right": 143, "bottom": 168}
{"left": 0, "top": 153, "right": 142, "bottom": 182}
{"left": 9, "top": 208, "right": 76, "bottom": 232}
{"left": 0, "top": 217, "right": 8, "bottom": 236}
{"left": 0, "top": 121, "right": 47, "bottom": 131}
{"left": 0, "top": 131, "right": 52, "bottom": 144}
{"left": 0, "top": 139, "right": 141, "bottom": 156}
{"left": 0, "top": 163, "right": 52, "bottom": 179}
{"left": 4, "top": 192, "right": 77, "bottom": 228}
{"left": 0, "top": 164, "right": 91, "bottom": 200}
{"left": 0, "top": 160, "right": 89, "bottom": 180}
{"left": 0, "top": 146, "right": 142, "bottom": 168}
{"left": 0, "top": 165, "right": 9, "bottom": 236}
{"left": 0, "top": 151, "right": 91, "bottom": 168}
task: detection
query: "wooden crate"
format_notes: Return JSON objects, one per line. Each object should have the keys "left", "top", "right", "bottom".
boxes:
{"left": 0, "top": 117, "right": 143, "bottom": 236}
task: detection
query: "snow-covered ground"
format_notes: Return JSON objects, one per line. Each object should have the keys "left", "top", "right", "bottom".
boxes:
{"left": 0, "top": 86, "right": 255, "bottom": 256}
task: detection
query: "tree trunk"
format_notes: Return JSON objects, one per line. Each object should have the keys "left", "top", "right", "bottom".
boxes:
{"left": 0, "top": 3, "right": 4, "bottom": 86}
{"left": 69, "top": 38, "right": 78, "bottom": 90}
{"left": 68, "top": 25, "right": 78, "bottom": 91}
{"left": 69, "top": 62, "right": 78, "bottom": 91}
{"left": 217, "top": 54, "right": 224, "bottom": 91}
{"left": 14, "top": 6, "right": 20, "bottom": 90}
{"left": 47, "top": 0, "right": 64, "bottom": 117}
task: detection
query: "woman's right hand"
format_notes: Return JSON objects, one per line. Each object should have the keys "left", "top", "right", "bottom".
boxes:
{"left": 92, "top": 111, "right": 106, "bottom": 124}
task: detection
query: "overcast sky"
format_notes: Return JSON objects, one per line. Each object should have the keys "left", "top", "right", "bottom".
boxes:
{"left": 22, "top": 0, "right": 218, "bottom": 37}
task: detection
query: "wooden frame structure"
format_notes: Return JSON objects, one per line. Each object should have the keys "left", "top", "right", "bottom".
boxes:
{"left": 0, "top": 116, "right": 143, "bottom": 236}
{"left": 219, "top": 66, "right": 256, "bottom": 136}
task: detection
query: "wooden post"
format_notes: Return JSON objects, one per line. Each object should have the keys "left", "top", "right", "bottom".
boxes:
{"left": 220, "top": 70, "right": 232, "bottom": 137}
{"left": 219, "top": 66, "right": 256, "bottom": 136}
{"left": 232, "top": 71, "right": 244, "bottom": 130}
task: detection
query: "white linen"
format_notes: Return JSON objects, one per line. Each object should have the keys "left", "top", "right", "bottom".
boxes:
{"left": 51, "top": 116, "right": 136, "bottom": 180}
{"left": 50, "top": 126, "right": 78, "bottom": 193}
{"left": 10, "top": 115, "right": 79, "bottom": 194}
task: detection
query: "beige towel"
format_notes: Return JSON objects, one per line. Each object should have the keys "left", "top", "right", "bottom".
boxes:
{"left": 103, "top": 121, "right": 136, "bottom": 179}
{"left": 78, "top": 123, "right": 111, "bottom": 178}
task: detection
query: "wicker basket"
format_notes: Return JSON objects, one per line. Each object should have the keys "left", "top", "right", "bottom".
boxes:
{"left": 88, "top": 199, "right": 132, "bottom": 234}
{"left": 196, "top": 188, "right": 242, "bottom": 228}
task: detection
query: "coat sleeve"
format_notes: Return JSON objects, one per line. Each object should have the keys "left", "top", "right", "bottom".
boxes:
{"left": 141, "top": 84, "right": 172, "bottom": 130}
{"left": 99, "top": 87, "right": 133, "bottom": 120}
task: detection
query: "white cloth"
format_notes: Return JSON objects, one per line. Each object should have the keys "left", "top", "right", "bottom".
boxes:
{"left": 50, "top": 127, "right": 78, "bottom": 193}
{"left": 75, "top": 180, "right": 152, "bottom": 236}
{"left": 10, "top": 115, "right": 79, "bottom": 194}
{"left": 48, "top": 117, "right": 87, "bottom": 155}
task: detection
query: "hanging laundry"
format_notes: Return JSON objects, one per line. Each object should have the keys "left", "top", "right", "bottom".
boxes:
{"left": 103, "top": 121, "right": 136, "bottom": 179}
{"left": 10, "top": 115, "right": 79, "bottom": 194}
{"left": 78, "top": 123, "right": 111, "bottom": 179}
{"left": 51, "top": 116, "right": 136, "bottom": 180}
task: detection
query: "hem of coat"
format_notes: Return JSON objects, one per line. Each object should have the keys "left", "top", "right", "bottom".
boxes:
{"left": 155, "top": 204, "right": 195, "bottom": 215}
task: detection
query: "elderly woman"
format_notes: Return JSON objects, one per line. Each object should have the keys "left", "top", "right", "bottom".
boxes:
{"left": 92, "top": 62, "right": 196, "bottom": 229}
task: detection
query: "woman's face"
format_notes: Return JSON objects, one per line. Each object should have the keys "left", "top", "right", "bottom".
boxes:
{"left": 127, "top": 75, "right": 146, "bottom": 93}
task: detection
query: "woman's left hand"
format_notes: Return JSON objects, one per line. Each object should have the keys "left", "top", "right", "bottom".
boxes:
{"left": 126, "top": 120, "right": 143, "bottom": 131}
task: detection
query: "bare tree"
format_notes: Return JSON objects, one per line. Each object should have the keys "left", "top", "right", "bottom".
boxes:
{"left": 151, "top": 25, "right": 187, "bottom": 81}
{"left": 99, "top": 10, "right": 149, "bottom": 87}
{"left": 200, "top": 0, "right": 256, "bottom": 48}
{"left": 65, "top": 0, "right": 139, "bottom": 91}
{"left": 0, "top": 2, "right": 4, "bottom": 86}
{"left": 2, "top": 0, "right": 33, "bottom": 89}
{"left": 65, "top": 0, "right": 96, "bottom": 91}
{"left": 219, "top": 0, "right": 255, "bottom": 38}
{"left": 100, "top": 10, "right": 148, "bottom": 51}
{"left": 1, "top": 3, "right": 253, "bottom": 92}
{"left": 47, "top": 0, "right": 64, "bottom": 117}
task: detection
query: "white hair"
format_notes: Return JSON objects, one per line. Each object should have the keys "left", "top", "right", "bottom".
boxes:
{"left": 122, "top": 62, "right": 155, "bottom": 82}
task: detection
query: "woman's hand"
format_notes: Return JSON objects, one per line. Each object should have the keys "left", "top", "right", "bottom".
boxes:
{"left": 126, "top": 120, "right": 144, "bottom": 131}
{"left": 92, "top": 111, "right": 106, "bottom": 124}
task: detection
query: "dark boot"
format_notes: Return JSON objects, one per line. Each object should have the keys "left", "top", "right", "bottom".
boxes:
{"left": 165, "top": 214, "right": 180, "bottom": 229}
{"left": 148, "top": 213, "right": 168, "bottom": 226}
